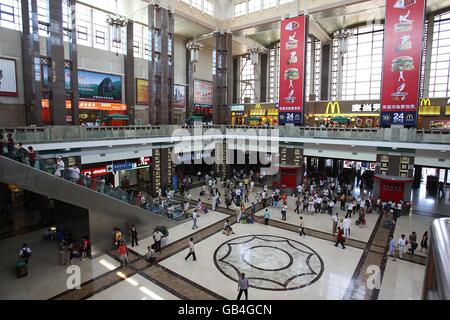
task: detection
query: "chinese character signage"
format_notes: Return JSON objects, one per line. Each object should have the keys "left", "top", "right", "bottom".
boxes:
{"left": 278, "top": 15, "right": 307, "bottom": 126}
{"left": 380, "top": 0, "right": 426, "bottom": 127}
{"left": 136, "top": 79, "right": 149, "bottom": 105}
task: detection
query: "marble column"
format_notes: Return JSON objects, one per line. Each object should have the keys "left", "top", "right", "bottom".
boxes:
{"left": 21, "top": 0, "right": 43, "bottom": 125}
{"left": 213, "top": 32, "right": 232, "bottom": 124}
{"left": 48, "top": 0, "right": 67, "bottom": 125}
{"left": 320, "top": 44, "right": 331, "bottom": 101}
{"left": 125, "top": 21, "right": 135, "bottom": 124}
{"left": 147, "top": 4, "right": 155, "bottom": 124}
{"left": 69, "top": 0, "right": 79, "bottom": 125}
{"left": 147, "top": 5, "right": 173, "bottom": 125}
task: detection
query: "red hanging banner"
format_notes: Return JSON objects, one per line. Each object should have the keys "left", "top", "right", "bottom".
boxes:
{"left": 380, "top": 0, "right": 426, "bottom": 127}
{"left": 278, "top": 15, "right": 307, "bottom": 126}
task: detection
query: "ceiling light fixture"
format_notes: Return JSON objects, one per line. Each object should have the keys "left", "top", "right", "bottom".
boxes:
{"left": 247, "top": 47, "right": 264, "bottom": 66}
{"left": 106, "top": 0, "right": 127, "bottom": 46}
{"left": 186, "top": 41, "right": 203, "bottom": 72}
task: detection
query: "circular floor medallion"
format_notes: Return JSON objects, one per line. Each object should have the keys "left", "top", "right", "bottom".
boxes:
{"left": 213, "top": 235, "right": 324, "bottom": 291}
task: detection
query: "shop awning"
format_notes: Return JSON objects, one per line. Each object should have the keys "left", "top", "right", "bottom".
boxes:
{"left": 188, "top": 116, "right": 204, "bottom": 121}
{"left": 247, "top": 116, "right": 262, "bottom": 121}
{"left": 331, "top": 116, "right": 350, "bottom": 123}
{"left": 104, "top": 113, "right": 129, "bottom": 120}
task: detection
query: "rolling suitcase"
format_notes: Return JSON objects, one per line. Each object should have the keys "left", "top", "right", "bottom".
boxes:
{"left": 16, "top": 260, "right": 28, "bottom": 278}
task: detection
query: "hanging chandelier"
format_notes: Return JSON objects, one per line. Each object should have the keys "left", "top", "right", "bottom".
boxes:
{"left": 186, "top": 41, "right": 203, "bottom": 64}
{"left": 247, "top": 47, "right": 263, "bottom": 65}
{"left": 333, "top": 14, "right": 354, "bottom": 54}
{"left": 106, "top": 0, "right": 127, "bottom": 45}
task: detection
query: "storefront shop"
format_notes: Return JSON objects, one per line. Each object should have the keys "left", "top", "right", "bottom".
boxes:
{"left": 231, "top": 104, "right": 245, "bottom": 125}
{"left": 417, "top": 98, "right": 450, "bottom": 129}
{"left": 304, "top": 100, "right": 380, "bottom": 128}
{"left": 81, "top": 157, "right": 152, "bottom": 189}
{"left": 244, "top": 103, "right": 278, "bottom": 126}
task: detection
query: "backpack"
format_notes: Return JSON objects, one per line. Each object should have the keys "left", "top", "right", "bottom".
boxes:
{"left": 21, "top": 248, "right": 30, "bottom": 259}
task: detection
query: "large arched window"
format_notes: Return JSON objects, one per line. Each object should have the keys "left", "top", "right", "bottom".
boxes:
{"left": 332, "top": 24, "right": 384, "bottom": 101}
{"left": 428, "top": 11, "right": 450, "bottom": 98}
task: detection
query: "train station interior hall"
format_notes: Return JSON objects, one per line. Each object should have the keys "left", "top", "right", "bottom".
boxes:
{"left": 0, "top": 0, "right": 449, "bottom": 301}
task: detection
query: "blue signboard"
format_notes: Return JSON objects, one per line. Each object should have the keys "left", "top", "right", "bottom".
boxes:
{"left": 279, "top": 112, "right": 302, "bottom": 125}
{"left": 113, "top": 162, "right": 134, "bottom": 171}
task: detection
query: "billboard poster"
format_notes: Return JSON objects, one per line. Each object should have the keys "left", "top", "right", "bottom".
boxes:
{"left": 136, "top": 78, "right": 149, "bottom": 105}
{"left": 0, "top": 58, "right": 18, "bottom": 97}
{"left": 278, "top": 15, "right": 307, "bottom": 126}
{"left": 78, "top": 70, "right": 122, "bottom": 102}
{"left": 42, "top": 65, "right": 71, "bottom": 90}
{"left": 380, "top": 0, "right": 426, "bottom": 127}
{"left": 174, "top": 84, "right": 186, "bottom": 110}
{"left": 194, "top": 80, "right": 213, "bottom": 107}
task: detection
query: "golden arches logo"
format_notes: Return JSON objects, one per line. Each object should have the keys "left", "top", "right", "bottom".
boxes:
{"left": 406, "top": 114, "right": 414, "bottom": 120}
{"left": 420, "top": 98, "right": 431, "bottom": 106}
{"left": 326, "top": 101, "right": 341, "bottom": 114}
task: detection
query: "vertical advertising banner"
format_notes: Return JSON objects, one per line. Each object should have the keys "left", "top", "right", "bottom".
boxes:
{"left": 380, "top": 0, "right": 426, "bottom": 127}
{"left": 278, "top": 15, "right": 307, "bottom": 126}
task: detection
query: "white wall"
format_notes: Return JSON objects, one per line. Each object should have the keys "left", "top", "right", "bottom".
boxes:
{"left": 174, "top": 37, "right": 186, "bottom": 85}
{"left": 194, "top": 45, "right": 213, "bottom": 82}
{"left": 81, "top": 146, "right": 152, "bottom": 164}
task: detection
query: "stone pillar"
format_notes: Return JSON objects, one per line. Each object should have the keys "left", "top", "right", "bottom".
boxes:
{"left": 320, "top": 44, "right": 331, "bottom": 101}
{"left": 125, "top": 21, "right": 135, "bottom": 124}
{"left": 309, "top": 36, "right": 316, "bottom": 101}
{"left": 147, "top": 5, "right": 173, "bottom": 125}
{"left": 187, "top": 49, "right": 195, "bottom": 120}
{"left": 213, "top": 32, "right": 232, "bottom": 124}
{"left": 376, "top": 152, "right": 414, "bottom": 178}
{"left": 168, "top": 12, "right": 175, "bottom": 124}
{"left": 47, "top": 0, "right": 67, "bottom": 125}
{"left": 147, "top": 4, "right": 156, "bottom": 124}
{"left": 21, "top": 0, "right": 43, "bottom": 125}
{"left": 69, "top": 0, "right": 79, "bottom": 125}
{"left": 160, "top": 148, "right": 169, "bottom": 189}
{"left": 260, "top": 53, "right": 268, "bottom": 103}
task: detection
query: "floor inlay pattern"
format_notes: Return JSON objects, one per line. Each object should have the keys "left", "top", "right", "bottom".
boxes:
{"left": 214, "top": 235, "right": 324, "bottom": 291}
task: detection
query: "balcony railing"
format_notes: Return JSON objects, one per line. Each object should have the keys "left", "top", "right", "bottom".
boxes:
{"left": 0, "top": 125, "right": 449, "bottom": 145}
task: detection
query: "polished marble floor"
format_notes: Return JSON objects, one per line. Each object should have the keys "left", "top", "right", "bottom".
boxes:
{"left": 128, "top": 211, "right": 229, "bottom": 256}
{"left": 88, "top": 274, "right": 179, "bottom": 300}
{"left": 159, "top": 223, "right": 363, "bottom": 300}
{"left": 0, "top": 228, "right": 119, "bottom": 300}
{"left": 378, "top": 259, "right": 425, "bottom": 300}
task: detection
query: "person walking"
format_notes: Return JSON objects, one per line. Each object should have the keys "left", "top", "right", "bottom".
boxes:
{"left": 237, "top": 273, "right": 249, "bottom": 300}
{"left": 146, "top": 246, "right": 157, "bottom": 263}
{"left": 18, "top": 243, "right": 32, "bottom": 265}
{"left": 130, "top": 225, "right": 139, "bottom": 247}
{"left": 334, "top": 227, "right": 346, "bottom": 249}
{"left": 408, "top": 231, "right": 418, "bottom": 255}
{"left": 6, "top": 133, "right": 15, "bottom": 159}
{"left": 420, "top": 231, "right": 429, "bottom": 254}
{"left": 27, "top": 146, "right": 36, "bottom": 167}
{"left": 331, "top": 213, "right": 338, "bottom": 234}
{"left": 192, "top": 209, "right": 199, "bottom": 230}
{"left": 113, "top": 228, "right": 122, "bottom": 248}
{"left": 118, "top": 241, "right": 128, "bottom": 267}
{"left": 184, "top": 237, "right": 197, "bottom": 261}
{"left": 298, "top": 216, "right": 305, "bottom": 236}
{"left": 388, "top": 235, "right": 397, "bottom": 261}
{"left": 263, "top": 208, "right": 270, "bottom": 225}
{"left": 397, "top": 234, "right": 407, "bottom": 259}
{"left": 153, "top": 228, "right": 164, "bottom": 252}
{"left": 281, "top": 202, "right": 287, "bottom": 221}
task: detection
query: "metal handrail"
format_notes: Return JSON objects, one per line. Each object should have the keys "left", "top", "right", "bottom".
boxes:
{"left": 422, "top": 218, "right": 450, "bottom": 300}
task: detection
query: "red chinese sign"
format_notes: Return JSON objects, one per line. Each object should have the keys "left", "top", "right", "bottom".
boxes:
{"left": 278, "top": 15, "right": 307, "bottom": 125}
{"left": 380, "top": 0, "right": 426, "bottom": 127}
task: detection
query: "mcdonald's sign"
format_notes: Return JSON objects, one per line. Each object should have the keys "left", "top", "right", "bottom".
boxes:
{"left": 325, "top": 101, "right": 341, "bottom": 115}
{"left": 418, "top": 98, "right": 441, "bottom": 115}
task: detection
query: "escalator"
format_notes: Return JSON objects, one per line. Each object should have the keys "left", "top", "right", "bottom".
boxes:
{"left": 0, "top": 155, "right": 176, "bottom": 255}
